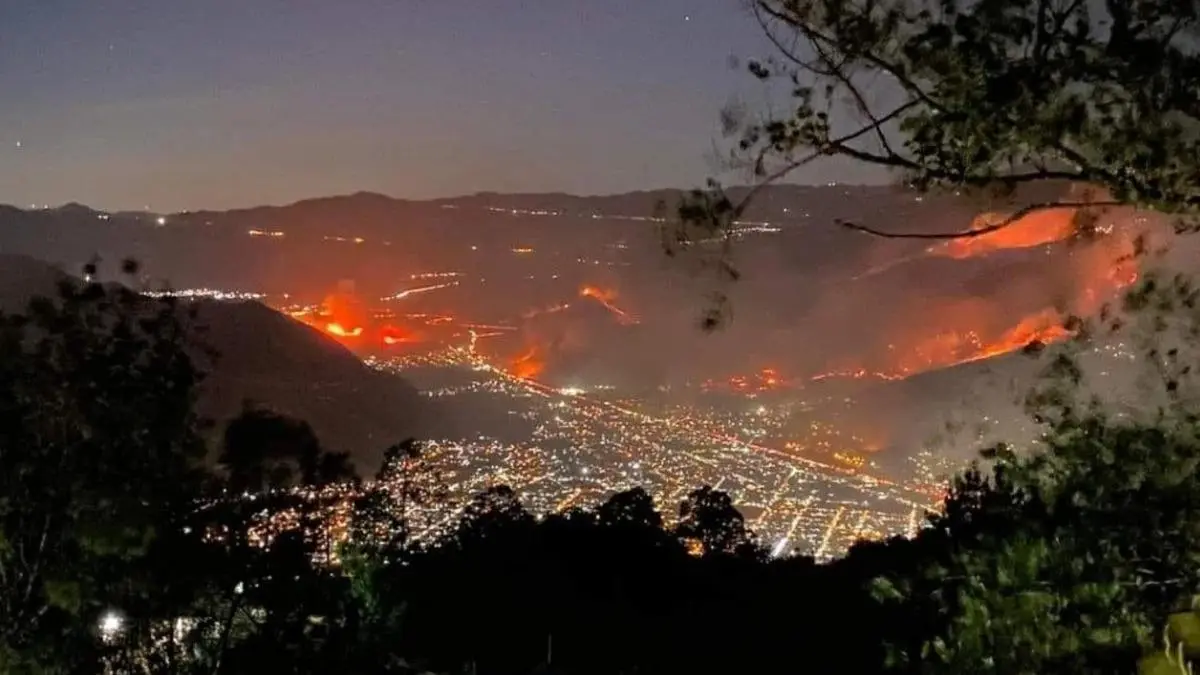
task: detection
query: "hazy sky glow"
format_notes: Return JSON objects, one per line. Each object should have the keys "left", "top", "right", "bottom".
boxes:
{"left": 0, "top": 1, "right": 887, "bottom": 211}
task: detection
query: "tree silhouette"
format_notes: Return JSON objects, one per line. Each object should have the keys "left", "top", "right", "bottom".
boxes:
{"left": 597, "top": 486, "right": 663, "bottom": 530}
{"left": 676, "top": 0, "right": 1200, "bottom": 261}
{"left": 674, "top": 486, "right": 752, "bottom": 556}
{"left": 220, "top": 404, "right": 355, "bottom": 493}
{"left": 0, "top": 263, "right": 208, "bottom": 672}
{"left": 454, "top": 486, "right": 535, "bottom": 546}
{"left": 865, "top": 407, "right": 1200, "bottom": 675}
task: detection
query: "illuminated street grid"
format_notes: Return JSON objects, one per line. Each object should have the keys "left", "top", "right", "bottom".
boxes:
{"left": 239, "top": 336, "right": 1138, "bottom": 564}
{"left": 366, "top": 348, "right": 940, "bottom": 561}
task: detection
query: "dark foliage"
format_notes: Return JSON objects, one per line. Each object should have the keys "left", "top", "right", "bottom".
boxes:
{"left": 6, "top": 263, "right": 1200, "bottom": 674}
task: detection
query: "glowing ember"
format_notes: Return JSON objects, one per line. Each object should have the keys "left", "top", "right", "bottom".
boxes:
{"left": 702, "top": 368, "right": 796, "bottom": 393}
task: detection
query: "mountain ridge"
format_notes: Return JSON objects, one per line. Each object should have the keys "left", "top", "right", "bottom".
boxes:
{"left": 0, "top": 180, "right": 1070, "bottom": 223}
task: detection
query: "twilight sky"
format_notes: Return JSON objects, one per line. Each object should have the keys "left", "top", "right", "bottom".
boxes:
{"left": 0, "top": 1, "right": 886, "bottom": 211}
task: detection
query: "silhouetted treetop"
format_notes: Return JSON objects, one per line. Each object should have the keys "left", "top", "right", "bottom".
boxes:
{"left": 220, "top": 404, "right": 357, "bottom": 493}
{"left": 675, "top": 486, "right": 755, "bottom": 556}
{"left": 676, "top": 0, "right": 1200, "bottom": 253}
{"left": 598, "top": 486, "right": 664, "bottom": 530}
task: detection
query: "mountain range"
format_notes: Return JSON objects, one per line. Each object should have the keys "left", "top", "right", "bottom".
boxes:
{"left": 0, "top": 181, "right": 1155, "bottom": 465}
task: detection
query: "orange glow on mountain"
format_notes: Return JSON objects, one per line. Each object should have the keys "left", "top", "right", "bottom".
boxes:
{"left": 931, "top": 208, "right": 1080, "bottom": 259}
{"left": 819, "top": 200, "right": 1142, "bottom": 382}
{"left": 809, "top": 310, "right": 1070, "bottom": 382}
{"left": 380, "top": 324, "right": 419, "bottom": 346}
{"left": 580, "top": 285, "right": 638, "bottom": 324}
{"left": 326, "top": 322, "right": 363, "bottom": 338}
{"left": 319, "top": 284, "right": 369, "bottom": 339}
{"left": 510, "top": 345, "right": 545, "bottom": 380}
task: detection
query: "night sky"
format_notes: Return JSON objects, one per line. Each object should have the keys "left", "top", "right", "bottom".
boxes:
{"left": 0, "top": 1, "right": 885, "bottom": 211}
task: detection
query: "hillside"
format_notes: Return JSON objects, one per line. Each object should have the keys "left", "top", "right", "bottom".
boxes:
{"left": 0, "top": 254, "right": 434, "bottom": 472}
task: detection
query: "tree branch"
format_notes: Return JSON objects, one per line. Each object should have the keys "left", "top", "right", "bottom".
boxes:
{"left": 756, "top": 1, "right": 947, "bottom": 114}
{"left": 806, "top": 22, "right": 899, "bottom": 158}
{"left": 731, "top": 99, "right": 922, "bottom": 217}
{"left": 838, "top": 200, "right": 1125, "bottom": 240}
{"left": 750, "top": 1, "right": 834, "bottom": 76}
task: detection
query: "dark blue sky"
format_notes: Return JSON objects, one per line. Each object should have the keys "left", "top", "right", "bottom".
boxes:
{"left": 0, "top": 1, "right": 884, "bottom": 210}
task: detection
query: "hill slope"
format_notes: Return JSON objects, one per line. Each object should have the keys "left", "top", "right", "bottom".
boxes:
{"left": 0, "top": 254, "right": 433, "bottom": 472}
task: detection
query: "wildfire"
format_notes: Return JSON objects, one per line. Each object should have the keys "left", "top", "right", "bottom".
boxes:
{"left": 702, "top": 368, "right": 795, "bottom": 393}
{"left": 326, "top": 322, "right": 363, "bottom": 338}
{"left": 934, "top": 308, "right": 1071, "bottom": 369}
{"left": 289, "top": 283, "right": 441, "bottom": 348}
{"left": 510, "top": 345, "right": 545, "bottom": 380}
{"left": 380, "top": 325, "right": 418, "bottom": 346}
{"left": 931, "top": 207, "right": 1080, "bottom": 259}
{"left": 812, "top": 308, "right": 1076, "bottom": 382}
{"left": 827, "top": 198, "right": 1143, "bottom": 382}
{"left": 859, "top": 196, "right": 1119, "bottom": 281}
{"left": 580, "top": 285, "right": 638, "bottom": 324}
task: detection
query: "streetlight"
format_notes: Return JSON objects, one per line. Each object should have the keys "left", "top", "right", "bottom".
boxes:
{"left": 98, "top": 611, "right": 123, "bottom": 642}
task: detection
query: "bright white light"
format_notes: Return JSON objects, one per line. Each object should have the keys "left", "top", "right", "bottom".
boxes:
{"left": 99, "top": 611, "right": 123, "bottom": 640}
{"left": 770, "top": 538, "right": 789, "bottom": 558}
{"left": 156, "top": 216, "right": 167, "bottom": 226}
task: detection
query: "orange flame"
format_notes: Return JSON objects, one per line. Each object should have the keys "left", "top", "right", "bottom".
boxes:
{"left": 932, "top": 208, "right": 1080, "bottom": 259}
{"left": 702, "top": 368, "right": 795, "bottom": 393}
{"left": 580, "top": 285, "right": 638, "bottom": 324}
{"left": 380, "top": 324, "right": 419, "bottom": 346}
{"left": 820, "top": 200, "right": 1142, "bottom": 382}
{"left": 511, "top": 345, "right": 545, "bottom": 380}
{"left": 326, "top": 322, "right": 363, "bottom": 338}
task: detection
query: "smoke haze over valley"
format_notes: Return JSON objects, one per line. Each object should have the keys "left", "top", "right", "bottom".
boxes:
{"left": 0, "top": 182, "right": 1183, "bottom": 475}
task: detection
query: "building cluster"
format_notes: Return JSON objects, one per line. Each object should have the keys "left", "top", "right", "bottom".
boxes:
{"left": 365, "top": 349, "right": 938, "bottom": 561}
{"left": 142, "top": 288, "right": 266, "bottom": 301}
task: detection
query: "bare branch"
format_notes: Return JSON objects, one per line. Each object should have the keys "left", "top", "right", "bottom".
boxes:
{"left": 731, "top": 99, "right": 922, "bottom": 217}
{"left": 751, "top": 1, "right": 835, "bottom": 76}
{"left": 838, "top": 200, "right": 1125, "bottom": 240}
{"left": 805, "top": 20, "right": 899, "bottom": 158}
{"left": 832, "top": 142, "right": 1089, "bottom": 186}
{"left": 756, "top": 2, "right": 947, "bottom": 113}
